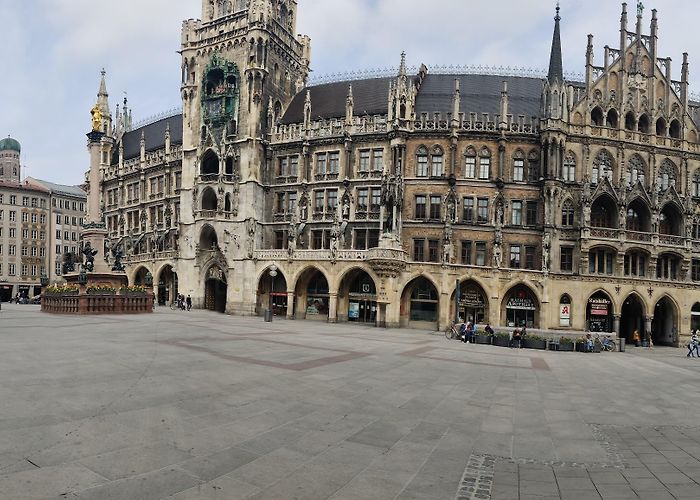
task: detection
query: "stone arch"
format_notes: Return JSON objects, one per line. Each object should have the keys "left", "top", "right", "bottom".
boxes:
{"left": 626, "top": 197, "right": 652, "bottom": 232}
{"left": 591, "top": 193, "right": 618, "bottom": 228}
{"left": 155, "top": 263, "right": 178, "bottom": 306}
{"left": 224, "top": 193, "right": 232, "bottom": 212}
{"left": 624, "top": 111, "right": 636, "bottom": 131}
{"left": 337, "top": 266, "right": 379, "bottom": 324}
{"left": 256, "top": 265, "right": 289, "bottom": 317}
{"left": 591, "top": 106, "right": 604, "bottom": 126}
{"left": 201, "top": 187, "right": 218, "bottom": 211}
{"left": 586, "top": 289, "right": 615, "bottom": 333}
{"left": 203, "top": 262, "right": 227, "bottom": 313}
{"left": 659, "top": 203, "right": 683, "bottom": 236}
{"left": 592, "top": 148, "right": 615, "bottom": 183}
{"left": 638, "top": 114, "right": 650, "bottom": 133}
{"left": 131, "top": 265, "right": 152, "bottom": 286}
{"left": 606, "top": 108, "right": 619, "bottom": 128}
{"left": 292, "top": 266, "right": 331, "bottom": 321}
{"left": 623, "top": 247, "right": 651, "bottom": 277}
{"left": 620, "top": 292, "right": 647, "bottom": 342}
{"left": 656, "top": 116, "right": 667, "bottom": 136}
{"left": 559, "top": 293, "right": 573, "bottom": 327}
{"left": 501, "top": 282, "right": 540, "bottom": 328}
{"left": 669, "top": 119, "right": 682, "bottom": 139}
{"left": 626, "top": 154, "right": 647, "bottom": 187}
{"left": 400, "top": 275, "right": 440, "bottom": 330}
{"left": 450, "top": 278, "right": 490, "bottom": 325}
{"left": 657, "top": 158, "right": 678, "bottom": 190}
{"left": 199, "top": 224, "right": 218, "bottom": 250}
{"left": 201, "top": 149, "right": 219, "bottom": 175}
{"left": 653, "top": 295, "right": 680, "bottom": 346}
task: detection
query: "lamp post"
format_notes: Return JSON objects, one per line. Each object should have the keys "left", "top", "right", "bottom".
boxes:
{"left": 267, "top": 264, "right": 278, "bottom": 322}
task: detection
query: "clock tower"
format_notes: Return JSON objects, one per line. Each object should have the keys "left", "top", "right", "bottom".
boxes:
{"left": 178, "top": 0, "right": 311, "bottom": 313}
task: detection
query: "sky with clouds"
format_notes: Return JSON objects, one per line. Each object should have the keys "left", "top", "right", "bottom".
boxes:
{"left": 1, "top": 0, "right": 698, "bottom": 185}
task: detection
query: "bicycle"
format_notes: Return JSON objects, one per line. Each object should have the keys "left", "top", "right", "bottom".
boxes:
{"left": 594, "top": 335, "right": 616, "bottom": 352}
{"left": 444, "top": 323, "right": 462, "bottom": 341}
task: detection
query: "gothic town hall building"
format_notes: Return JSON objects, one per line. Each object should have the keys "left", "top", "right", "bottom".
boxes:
{"left": 95, "top": 1, "right": 700, "bottom": 345}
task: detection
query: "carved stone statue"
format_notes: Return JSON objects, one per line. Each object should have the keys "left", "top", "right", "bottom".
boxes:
{"left": 494, "top": 243, "right": 503, "bottom": 269}
{"left": 542, "top": 233, "right": 551, "bottom": 274}
{"left": 246, "top": 218, "right": 257, "bottom": 258}
{"left": 342, "top": 199, "right": 350, "bottom": 220}
{"left": 82, "top": 242, "right": 98, "bottom": 272}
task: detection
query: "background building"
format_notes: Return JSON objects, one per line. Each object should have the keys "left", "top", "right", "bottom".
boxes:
{"left": 97, "top": 1, "right": 700, "bottom": 345}
{"left": 0, "top": 137, "right": 86, "bottom": 301}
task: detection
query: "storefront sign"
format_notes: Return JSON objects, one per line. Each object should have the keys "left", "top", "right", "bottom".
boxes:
{"left": 460, "top": 289, "right": 485, "bottom": 308}
{"left": 348, "top": 302, "right": 360, "bottom": 320}
{"left": 588, "top": 298, "right": 610, "bottom": 316}
{"left": 507, "top": 297, "right": 536, "bottom": 311}
{"left": 560, "top": 304, "right": 571, "bottom": 326}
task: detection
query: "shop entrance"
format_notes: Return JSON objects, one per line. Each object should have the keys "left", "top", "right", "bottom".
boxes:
{"left": 620, "top": 293, "right": 645, "bottom": 341}
{"left": 586, "top": 291, "right": 613, "bottom": 333}
{"left": 341, "top": 269, "right": 377, "bottom": 324}
{"left": 453, "top": 281, "right": 488, "bottom": 324}
{"left": 502, "top": 285, "right": 539, "bottom": 328}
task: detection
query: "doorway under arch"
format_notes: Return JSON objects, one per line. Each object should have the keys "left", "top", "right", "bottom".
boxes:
{"left": 400, "top": 277, "right": 439, "bottom": 330}
{"left": 204, "top": 265, "right": 227, "bottom": 313}
{"left": 451, "top": 280, "right": 489, "bottom": 325}
{"left": 257, "top": 267, "right": 288, "bottom": 317}
{"left": 294, "top": 268, "right": 329, "bottom": 321}
{"left": 502, "top": 284, "right": 539, "bottom": 328}
{"left": 620, "top": 293, "right": 645, "bottom": 341}
{"left": 133, "top": 266, "right": 150, "bottom": 286}
{"left": 157, "top": 265, "right": 178, "bottom": 306}
{"left": 586, "top": 291, "right": 613, "bottom": 333}
{"left": 652, "top": 296, "right": 678, "bottom": 346}
{"left": 338, "top": 269, "right": 377, "bottom": 324}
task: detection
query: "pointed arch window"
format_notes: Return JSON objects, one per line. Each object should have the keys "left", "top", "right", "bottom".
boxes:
{"left": 591, "top": 150, "right": 613, "bottom": 185}
{"left": 657, "top": 159, "right": 677, "bottom": 191}
{"left": 626, "top": 155, "right": 646, "bottom": 187}
{"left": 512, "top": 150, "right": 525, "bottom": 182}
{"left": 562, "top": 152, "right": 576, "bottom": 182}
{"left": 692, "top": 170, "right": 700, "bottom": 197}
{"left": 669, "top": 119, "right": 682, "bottom": 139}
{"left": 528, "top": 150, "right": 540, "bottom": 182}
{"left": 416, "top": 146, "right": 428, "bottom": 177}
{"left": 561, "top": 200, "right": 575, "bottom": 227}
{"left": 464, "top": 147, "right": 477, "bottom": 179}
{"left": 478, "top": 147, "right": 491, "bottom": 180}
{"left": 431, "top": 146, "right": 444, "bottom": 177}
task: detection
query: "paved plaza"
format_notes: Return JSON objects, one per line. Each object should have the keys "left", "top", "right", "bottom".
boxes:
{"left": 1, "top": 305, "right": 700, "bottom": 499}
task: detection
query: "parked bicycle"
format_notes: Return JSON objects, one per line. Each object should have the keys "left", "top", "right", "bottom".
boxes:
{"left": 444, "top": 322, "right": 463, "bottom": 341}
{"left": 595, "top": 334, "right": 616, "bottom": 352}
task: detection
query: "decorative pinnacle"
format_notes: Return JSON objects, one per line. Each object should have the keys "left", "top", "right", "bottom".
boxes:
{"left": 555, "top": 1, "right": 560, "bottom": 20}
{"left": 637, "top": 1, "right": 644, "bottom": 18}
{"left": 399, "top": 51, "right": 407, "bottom": 77}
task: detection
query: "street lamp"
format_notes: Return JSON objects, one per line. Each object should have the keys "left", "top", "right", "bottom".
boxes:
{"left": 267, "top": 264, "right": 278, "bottom": 322}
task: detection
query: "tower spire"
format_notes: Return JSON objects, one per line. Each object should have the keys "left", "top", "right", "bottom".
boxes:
{"left": 547, "top": 2, "right": 564, "bottom": 83}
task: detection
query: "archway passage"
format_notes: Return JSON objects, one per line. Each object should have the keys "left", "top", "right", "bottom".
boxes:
{"left": 294, "top": 268, "right": 329, "bottom": 320}
{"left": 652, "top": 297, "right": 678, "bottom": 346}
{"left": 620, "top": 294, "right": 645, "bottom": 342}
{"left": 204, "top": 265, "right": 227, "bottom": 313}
{"left": 586, "top": 291, "right": 613, "bottom": 333}
{"left": 133, "top": 267, "right": 150, "bottom": 286}
{"left": 257, "top": 268, "right": 288, "bottom": 317}
{"left": 502, "top": 285, "right": 539, "bottom": 328}
{"left": 452, "top": 280, "right": 488, "bottom": 325}
{"left": 400, "top": 277, "right": 439, "bottom": 330}
{"left": 158, "top": 265, "right": 178, "bottom": 306}
{"left": 339, "top": 269, "right": 377, "bottom": 324}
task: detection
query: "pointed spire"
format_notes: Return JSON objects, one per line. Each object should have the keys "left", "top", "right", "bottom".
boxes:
{"left": 547, "top": 3, "right": 564, "bottom": 83}
{"left": 399, "top": 51, "right": 407, "bottom": 77}
{"left": 98, "top": 68, "right": 108, "bottom": 98}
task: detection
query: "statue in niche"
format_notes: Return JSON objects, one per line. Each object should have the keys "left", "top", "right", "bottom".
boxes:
{"left": 542, "top": 233, "right": 551, "bottom": 274}
{"left": 493, "top": 243, "right": 503, "bottom": 269}
{"left": 246, "top": 218, "right": 257, "bottom": 258}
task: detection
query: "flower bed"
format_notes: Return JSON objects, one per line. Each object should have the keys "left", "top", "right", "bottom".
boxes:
{"left": 87, "top": 285, "right": 116, "bottom": 295}
{"left": 44, "top": 284, "right": 79, "bottom": 296}
{"left": 120, "top": 285, "right": 147, "bottom": 296}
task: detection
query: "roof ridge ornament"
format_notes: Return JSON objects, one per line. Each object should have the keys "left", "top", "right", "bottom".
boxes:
{"left": 637, "top": 1, "right": 644, "bottom": 18}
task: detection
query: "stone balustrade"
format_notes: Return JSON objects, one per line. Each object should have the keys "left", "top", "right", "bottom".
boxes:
{"left": 42, "top": 294, "right": 153, "bottom": 315}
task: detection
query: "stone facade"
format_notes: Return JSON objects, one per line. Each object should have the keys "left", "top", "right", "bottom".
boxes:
{"left": 99, "top": 2, "right": 700, "bottom": 346}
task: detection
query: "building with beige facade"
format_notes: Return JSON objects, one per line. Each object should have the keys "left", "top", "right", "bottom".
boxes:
{"left": 0, "top": 138, "right": 87, "bottom": 302}
{"left": 96, "top": 1, "right": 700, "bottom": 346}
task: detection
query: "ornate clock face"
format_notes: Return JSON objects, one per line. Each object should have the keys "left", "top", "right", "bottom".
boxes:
{"left": 205, "top": 98, "right": 224, "bottom": 117}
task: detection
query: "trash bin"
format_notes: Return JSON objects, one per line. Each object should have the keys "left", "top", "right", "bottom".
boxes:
{"left": 619, "top": 338, "right": 625, "bottom": 352}
{"left": 264, "top": 310, "right": 273, "bottom": 322}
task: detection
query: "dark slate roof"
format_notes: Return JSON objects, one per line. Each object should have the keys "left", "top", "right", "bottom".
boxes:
{"left": 281, "top": 77, "right": 393, "bottom": 125}
{"left": 28, "top": 178, "right": 86, "bottom": 199}
{"left": 281, "top": 73, "right": 545, "bottom": 125}
{"left": 114, "top": 114, "right": 183, "bottom": 164}
{"left": 416, "top": 74, "right": 543, "bottom": 118}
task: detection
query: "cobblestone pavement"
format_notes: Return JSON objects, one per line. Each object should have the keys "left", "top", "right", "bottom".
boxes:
{"left": 1, "top": 304, "right": 700, "bottom": 499}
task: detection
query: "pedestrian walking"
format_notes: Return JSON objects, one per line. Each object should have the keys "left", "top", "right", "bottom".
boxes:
{"left": 687, "top": 332, "right": 698, "bottom": 357}
{"left": 186, "top": 294, "right": 192, "bottom": 311}
{"left": 646, "top": 330, "right": 653, "bottom": 349}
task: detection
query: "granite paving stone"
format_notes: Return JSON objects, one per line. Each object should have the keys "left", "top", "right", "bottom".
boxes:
{"left": 4, "top": 304, "right": 700, "bottom": 499}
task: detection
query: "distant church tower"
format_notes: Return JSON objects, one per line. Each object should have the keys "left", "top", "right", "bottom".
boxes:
{"left": 179, "top": 0, "right": 311, "bottom": 313}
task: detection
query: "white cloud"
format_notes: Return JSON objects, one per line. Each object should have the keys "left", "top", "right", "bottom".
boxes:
{"left": 1, "top": 0, "right": 699, "bottom": 184}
